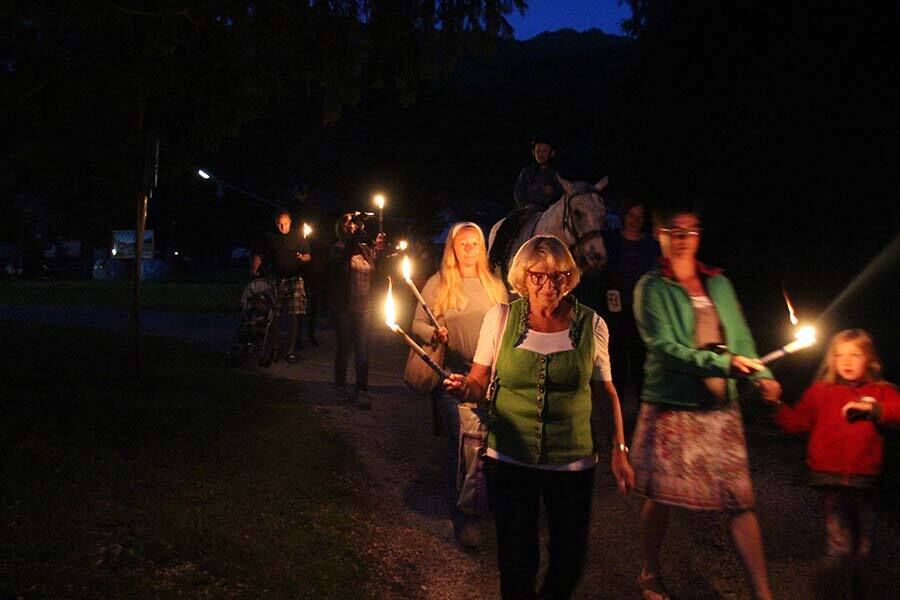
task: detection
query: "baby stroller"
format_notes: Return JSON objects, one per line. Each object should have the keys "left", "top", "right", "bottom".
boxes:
{"left": 227, "top": 277, "right": 278, "bottom": 367}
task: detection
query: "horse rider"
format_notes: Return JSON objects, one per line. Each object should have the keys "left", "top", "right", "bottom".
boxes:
{"left": 490, "top": 134, "right": 565, "bottom": 269}
{"left": 514, "top": 134, "right": 564, "bottom": 210}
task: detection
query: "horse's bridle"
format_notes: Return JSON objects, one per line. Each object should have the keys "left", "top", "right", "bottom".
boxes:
{"left": 560, "top": 190, "right": 605, "bottom": 263}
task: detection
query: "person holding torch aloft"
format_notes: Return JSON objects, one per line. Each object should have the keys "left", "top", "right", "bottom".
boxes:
{"left": 630, "top": 207, "right": 781, "bottom": 600}
{"left": 411, "top": 222, "right": 507, "bottom": 547}
{"left": 251, "top": 210, "right": 311, "bottom": 364}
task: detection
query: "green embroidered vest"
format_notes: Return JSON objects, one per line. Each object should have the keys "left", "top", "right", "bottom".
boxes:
{"left": 488, "top": 297, "right": 595, "bottom": 465}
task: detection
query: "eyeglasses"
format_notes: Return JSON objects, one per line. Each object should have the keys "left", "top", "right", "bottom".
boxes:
{"left": 527, "top": 270, "right": 571, "bottom": 287}
{"left": 660, "top": 227, "right": 702, "bottom": 240}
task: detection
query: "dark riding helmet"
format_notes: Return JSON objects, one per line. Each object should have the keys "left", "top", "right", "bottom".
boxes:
{"left": 530, "top": 133, "right": 555, "bottom": 149}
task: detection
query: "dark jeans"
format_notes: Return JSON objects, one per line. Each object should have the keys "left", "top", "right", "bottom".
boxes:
{"left": 486, "top": 459, "right": 595, "bottom": 600}
{"left": 607, "top": 309, "right": 645, "bottom": 395}
{"left": 607, "top": 308, "right": 645, "bottom": 434}
{"left": 333, "top": 309, "right": 371, "bottom": 391}
{"left": 303, "top": 271, "right": 324, "bottom": 341}
{"left": 814, "top": 487, "right": 876, "bottom": 599}
{"left": 434, "top": 389, "right": 461, "bottom": 505}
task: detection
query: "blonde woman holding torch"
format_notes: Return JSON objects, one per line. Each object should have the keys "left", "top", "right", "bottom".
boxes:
{"left": 411, "top": 222, "right": 507, "bottom": 547}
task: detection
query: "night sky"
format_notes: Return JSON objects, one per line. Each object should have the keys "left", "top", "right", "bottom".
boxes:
{"left": 508, "top": 0, "right": 631, "bottom": 39}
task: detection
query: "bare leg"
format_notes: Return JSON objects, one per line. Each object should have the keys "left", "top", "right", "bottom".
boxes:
{"left": 729, "top": 509, "right": 772, "bottom": 600}
{"left": 640, "top": 499, "right": 670, "bottom": 577}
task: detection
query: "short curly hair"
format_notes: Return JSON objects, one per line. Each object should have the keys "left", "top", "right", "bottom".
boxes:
{"left": 507, "top": 235, "right": 580, "bottom": 297}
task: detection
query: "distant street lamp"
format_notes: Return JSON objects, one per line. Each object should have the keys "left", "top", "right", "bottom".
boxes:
{"left": 197, "top": 168, "right": 284, "bottom": 211}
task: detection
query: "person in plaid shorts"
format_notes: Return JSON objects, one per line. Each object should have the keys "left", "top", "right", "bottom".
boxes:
{"left": 251, "top": 211, "right": 311, "bottom": 364}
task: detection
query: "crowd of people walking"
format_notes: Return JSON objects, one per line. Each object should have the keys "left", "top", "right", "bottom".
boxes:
{"left": 248, "top": 139, "right": 899, "bottom": 599}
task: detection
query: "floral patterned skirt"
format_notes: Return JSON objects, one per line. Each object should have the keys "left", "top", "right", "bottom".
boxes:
{"left": 630, "top": 401, "right": 754, "bottom": 510}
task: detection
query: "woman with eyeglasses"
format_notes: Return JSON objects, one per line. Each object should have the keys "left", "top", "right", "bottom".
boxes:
{"left": 630, "top": 208, "right": 781, "bottom": 600}
{"left": 444, "top": 234, "right": 634, "bottom": 600}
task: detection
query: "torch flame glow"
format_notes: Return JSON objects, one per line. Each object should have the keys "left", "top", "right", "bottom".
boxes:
{"left": 302, "top": 223, "right": 312, "bottom": 238}
{"left": 398, "top": 240, "right": 408, "bottom": 251}
{"left": 374, "top": 194, "right": 385, "bottom": 209}
{"left": 783, "top": 288, "right": 799, "bottom": 325}
{"left": 401, "top": 256, "right": 412, "bottom": 281}
{"left": 795, "top": 325, "right": 816, "bottom": 346}
{"left": 384, "top": 277, "right": 398, "bottom": 330}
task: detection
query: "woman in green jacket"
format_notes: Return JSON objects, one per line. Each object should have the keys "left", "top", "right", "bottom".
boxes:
{"left": 631, "top": 208, "right": 782, "bottom": 600}
{"left": 445, "top": 235, "right": 634, "bottom": 600}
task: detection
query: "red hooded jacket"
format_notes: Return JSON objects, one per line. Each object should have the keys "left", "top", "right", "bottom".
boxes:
{"left": 775, "top": 381, "right": 900, "bottom": 479}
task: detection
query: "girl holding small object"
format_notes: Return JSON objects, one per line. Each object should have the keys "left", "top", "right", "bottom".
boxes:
{"left": 774, "top": 329, "right": 900, "bottom": 598}
{"left": 411, "top": 222, "right": 507, "bottom": 547}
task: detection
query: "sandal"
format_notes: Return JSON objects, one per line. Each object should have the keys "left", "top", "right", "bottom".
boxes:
{"left": 637, "top": 572, "right": 671, "bottom": 600}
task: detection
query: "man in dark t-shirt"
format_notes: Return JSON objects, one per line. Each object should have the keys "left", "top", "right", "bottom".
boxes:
{"left": 251, "top": 211, "right": 311, "bottom": 363}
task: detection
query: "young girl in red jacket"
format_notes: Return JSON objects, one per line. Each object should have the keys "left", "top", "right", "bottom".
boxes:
{"left": 775, "top": 329, "right": 900, "bottom": 598}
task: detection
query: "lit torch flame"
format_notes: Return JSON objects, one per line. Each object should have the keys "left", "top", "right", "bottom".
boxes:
{"left": 401, "top": 255, "right": 412, "bottom": 281}
{"left": 784, "top": 288, "right": 815, "bottom": 346}
{"left": 384, "top": 277, "right": 398, "bottom": 331}
{"left": 400, "top": 257, "right": 439, "bottom": 328}
{"left": 382, "top": 276, "right": 451, "bottom": 379}
{"left": 398, "top": 240, "right": 408, "bottom": 251}
{"left": 374, "top": 194, "right": 385, "bottom": 210}
{"left": 760, "top": 291, "right": 819, "bottom": 364}
{"left": 302, "top": 223, "right": 312, "bottom": 239}
{"left": 783, "top": 287, "right": 798, "bottom": 326}
{"left": 795, "top": 325, "right": 816, "bottom": 346}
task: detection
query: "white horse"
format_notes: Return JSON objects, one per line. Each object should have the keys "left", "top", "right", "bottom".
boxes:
{"left": 489, "top": 176, "right": 609, "bottom": 275}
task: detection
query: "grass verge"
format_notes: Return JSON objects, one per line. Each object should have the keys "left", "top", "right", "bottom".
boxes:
{"left": 0, "top": 281, "right": 244, "bottom": 312}
{"left": 0, "top": 321, "right": 371, "bottom": 599}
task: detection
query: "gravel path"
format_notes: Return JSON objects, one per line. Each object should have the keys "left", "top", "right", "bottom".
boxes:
{"left": 265, "top": 323, "right": 900, "bottom": 599}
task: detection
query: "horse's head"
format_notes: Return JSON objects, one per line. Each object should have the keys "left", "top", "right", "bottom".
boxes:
{"left": 558, "top": 176, "right": 608, "bottom": 272}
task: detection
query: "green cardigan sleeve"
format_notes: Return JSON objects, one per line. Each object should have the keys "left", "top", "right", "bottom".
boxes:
{"left": 634, "top": 275, "right": 733, "bottom": 377}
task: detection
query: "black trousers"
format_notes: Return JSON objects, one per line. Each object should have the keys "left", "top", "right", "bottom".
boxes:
{"left": 333, "top": 309, "right": 371, "bottom": 391}
{"left": 486, "top": 459, "right": 595, "bottom": 600}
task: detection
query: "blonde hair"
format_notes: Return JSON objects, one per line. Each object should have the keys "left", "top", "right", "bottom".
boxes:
{"left": 817, "top": 328, "right": 884, "bottom": 384}
{"left": 507, "top": 235, "right": 581, "bottom": 297}
{"left": 431, "top": 222, "right": 508, "bottom": 317}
